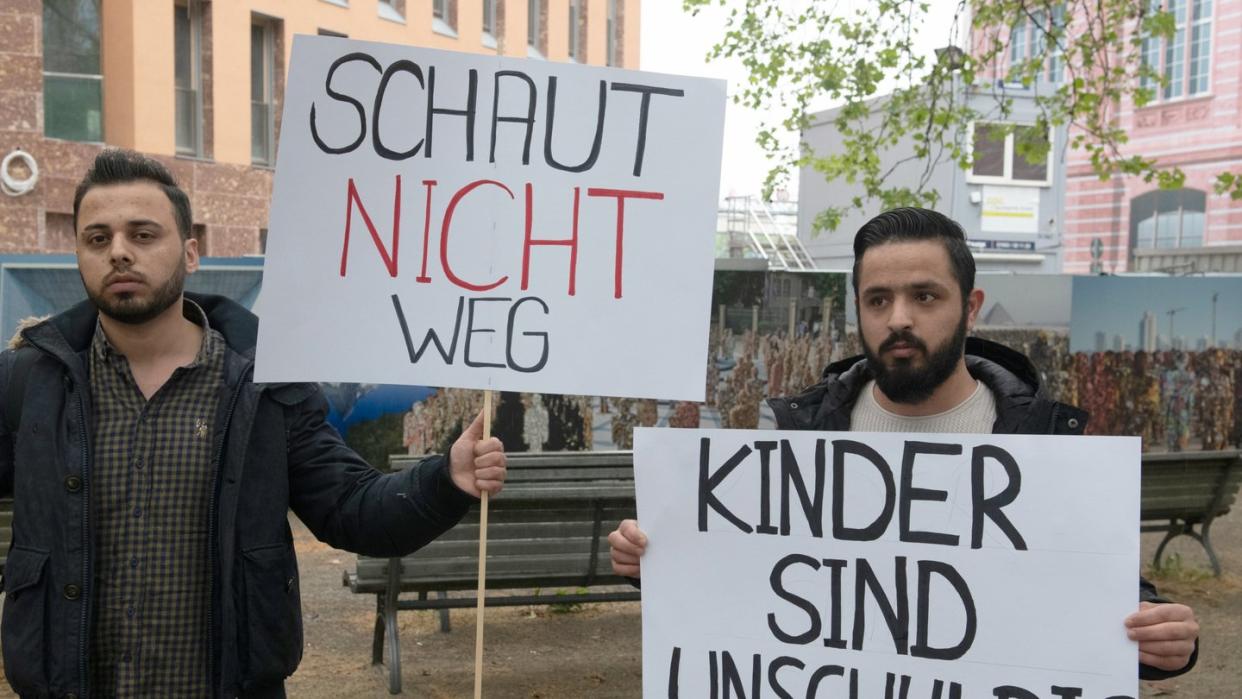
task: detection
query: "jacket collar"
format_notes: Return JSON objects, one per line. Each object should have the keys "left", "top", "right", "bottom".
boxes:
{"left": 22, "top": 293, "right": 257, "bottom": 381}
{"left": 770, "top": 336, "right": 1083, "bottom": 434}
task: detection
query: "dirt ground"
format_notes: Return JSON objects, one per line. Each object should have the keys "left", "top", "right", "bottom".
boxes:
{"left": 2, "top": 507, "right": 1238, "bottom": 698}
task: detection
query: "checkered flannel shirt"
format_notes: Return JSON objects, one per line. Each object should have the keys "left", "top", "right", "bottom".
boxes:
{"left": 87, "top": 300, "right": 224, "bottom": 696}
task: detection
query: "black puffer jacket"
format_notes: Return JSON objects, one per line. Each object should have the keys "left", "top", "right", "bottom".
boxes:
{"left": 0, "top": 293, "right": 475, "bottom": 698}
{"left": 769, "top": 337, "right": 1088, "bottom": 436}
{"left": 768, "top": 336, "right": 1197, "bottom": 681}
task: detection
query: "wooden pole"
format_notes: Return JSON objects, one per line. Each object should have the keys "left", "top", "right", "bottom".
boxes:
{"left": 473, "top": 390, "right": 493, "bottom": 699}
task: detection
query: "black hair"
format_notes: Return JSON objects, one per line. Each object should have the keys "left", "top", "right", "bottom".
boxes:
{"left": 73, "top": 149, "right": 193, "bottom": 240}
{"left": 851, "top": 207, "right": 976, "bottom": 302}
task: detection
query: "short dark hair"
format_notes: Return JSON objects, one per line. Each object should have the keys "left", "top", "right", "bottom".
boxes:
{"left": 851, "top": 207, "right": 976, "bottom": 302}
{"left": 73, "top": 149, "right": 193, "bottom": 240}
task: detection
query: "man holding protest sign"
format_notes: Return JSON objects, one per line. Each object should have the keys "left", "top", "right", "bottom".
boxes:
{"left": 611, "top": 207, "right": 1199, "bottom": 681}
{"left": 0, "top": 149, "right": 507, "bottom": 697}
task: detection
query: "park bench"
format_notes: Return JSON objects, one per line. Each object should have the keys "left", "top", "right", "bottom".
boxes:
{"left": 1141, "top": 449, "right": 1242, "bottom": 577}
{"left": 342, "top": 450, "right": 639, "bottom": 694}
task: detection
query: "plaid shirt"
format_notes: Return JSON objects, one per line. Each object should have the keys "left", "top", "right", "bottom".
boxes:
{"left": 87, "top": 301, "right": 224, "bottom": 696}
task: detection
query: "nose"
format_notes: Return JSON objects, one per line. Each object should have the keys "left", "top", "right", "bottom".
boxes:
{"left": 886, "top": 297, "right": 914, "bottom": 333}
{"left": 107, "top": 236, "right": 134, "bottom": 267}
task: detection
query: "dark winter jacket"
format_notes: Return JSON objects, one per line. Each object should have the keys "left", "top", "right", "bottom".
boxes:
{"left": 0, "top": 293, "right": 475, "bottom": 698}
{"left": 768, "top": 336, "right": 1197, "bottom": 681}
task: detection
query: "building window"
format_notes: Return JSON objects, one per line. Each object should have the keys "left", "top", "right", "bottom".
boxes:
{"left": 528, "top": 0, "right": 547, "bottom": 55}
{"left": 251, "top": 19, "right": 277, "bottom": 165}
{"left": 1131, "top": 189, "right": 1206, "bottom": 249}
{"left": 1141, "top": 0, "right": 1211, "bottom": 100}
{"left": 378, "top": 0, "right": 405, "bottom": 22}
{"left": 318, "top": 28, "right": 348, "bottom": 37}
{"left": 568, "top": 0, "right": 585, "bottom": 61}
{"left": 43, "top": 0, "right": 103, "bottom": 142}
{"left": 968, "top": 122, "right": 1052, "bottom": 185}
{"left": 606, "top": 0, "right": 623, "bottom": 66}
{"left": 483, "top": 0, "right": 497, "bottom": 35}
{"left": 1009, "top": 4, "right": 1066, "bottom": 84}
{"left": 175, "top": 1, "right": 204, "bottom": 156}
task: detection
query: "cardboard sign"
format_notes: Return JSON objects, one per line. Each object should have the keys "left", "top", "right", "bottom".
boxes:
{"left": 634, "top": 428, "right": 1141, "bottom": 698}
{"left": 257, "top": 36, "right": 726, "bottom": 400}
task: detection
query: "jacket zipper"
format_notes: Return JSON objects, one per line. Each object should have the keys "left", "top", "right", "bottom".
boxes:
{"left": 208, "top": 367, "right": 248, "bottom": 697}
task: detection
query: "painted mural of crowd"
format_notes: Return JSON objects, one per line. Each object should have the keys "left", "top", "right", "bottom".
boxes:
{"left": 394, "top": 322, "right": 839, "bottom": 454}
{"left": 970, "top": 328, "right": 1241, "bottom": 453}
{"left": 387, "top": 324, "right": 1239, "bottom": 458}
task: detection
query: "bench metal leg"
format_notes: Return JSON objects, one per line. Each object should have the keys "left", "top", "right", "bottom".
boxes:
{"left": 1201, "top": 517, "right": 1222, "bottom": 577}
{"left": 371, "top": 595, "right": 386, "bottom": 666}
{"left": 384, "top": 596, "right": 402, "bottom": 694}
{"left": 384, "top": 559, "right": 403, "bottom": 694}
{"left": 1152, "top": 520, "right": 1181, "bottom": 570}
{"left": 1152, "top": 518, "right": 1223, "bottom": 577}
{"left": 438, "top": 591, "right": 451, "bottom": 633}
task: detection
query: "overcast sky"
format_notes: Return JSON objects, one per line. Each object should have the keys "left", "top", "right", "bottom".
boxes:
{"left": 640, "top": 1, "right": 962, "bottom": 200}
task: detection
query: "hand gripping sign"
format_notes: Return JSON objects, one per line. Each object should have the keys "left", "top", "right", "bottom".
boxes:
{"left": 635, "top": 428, "right": 1142, "bottom": 699}
{"left": 257, "top": 36, "right": 725, "bottom": 402}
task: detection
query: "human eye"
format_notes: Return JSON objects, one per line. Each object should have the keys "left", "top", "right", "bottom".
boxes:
{"left": 915, "top": 291, "right": 937, "bottom": 303}
{"left": 866, "top": 295, "right": 888, "bottom": 308}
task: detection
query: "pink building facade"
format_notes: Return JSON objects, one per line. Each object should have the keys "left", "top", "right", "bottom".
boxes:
{"left": 1064, "top": 0, "right": 1242, "bottom": 273}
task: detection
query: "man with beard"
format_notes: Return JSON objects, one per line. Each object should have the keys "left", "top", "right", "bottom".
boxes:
{"left": 0, "top": 149, "right": 509, "bottom": 697}
{"left": 609, "top": 207, "right": 1199, "bottom": 681}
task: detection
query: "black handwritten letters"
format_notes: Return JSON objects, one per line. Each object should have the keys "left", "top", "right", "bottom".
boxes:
{"left": 308, "top": 51, "right": 683, "bottom": 377}
{"left": 696, "top": 437, "right": 1027, "bottom": 550}
{"left": 672, "top": 436, "right": 1134, "bottom": 699}
{"left": 309, "top": 53, "right": 686, "bottom": 173}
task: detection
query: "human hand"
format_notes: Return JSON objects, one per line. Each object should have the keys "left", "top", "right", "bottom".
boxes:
{"left": 448, "top": 411, "right": 507, "bottom": 498}
{"left": 608, "top": 519, "right": 648, "bottom": 578}
{"left": 1126, "top": 601, "right": 1199, "bottom": 672}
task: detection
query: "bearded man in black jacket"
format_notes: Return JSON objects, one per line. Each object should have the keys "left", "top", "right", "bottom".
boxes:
{"left": 0, "top": 149, "right": 508, "bottom": 697}
{"left": 610, "top": 207, "right": 1199, "bottom": 681}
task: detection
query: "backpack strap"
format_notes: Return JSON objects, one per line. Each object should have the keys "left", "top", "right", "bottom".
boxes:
{"left": 4, "top": 347, "right": 39, "bottom": 435}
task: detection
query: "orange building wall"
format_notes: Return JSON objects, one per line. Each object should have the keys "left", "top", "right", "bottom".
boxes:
{"left": 0, "top": 0, "right": 641, "bottom": 257}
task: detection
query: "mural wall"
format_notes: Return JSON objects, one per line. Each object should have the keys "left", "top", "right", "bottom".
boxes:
{"left": 328, "top": 273, "right": 1242, "bottom": 464}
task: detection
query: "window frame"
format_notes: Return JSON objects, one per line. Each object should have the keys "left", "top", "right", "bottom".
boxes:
{"left": 1130, "top": 188, "right": 1207, "bottom": 251}
{"left": 606, "top": 0, "right": 618, "bottom": 66}
{"left": 965, "top": 120, "right": 1055, "bottom": 187}
{"left": 1007, "top": 4, "right": 1066, "bottom": 85}
{"left": 43, "top": 0, "right": 105, "bottom": 143}
{"left": 527, "top": 0, "right": 544, "bottom": 57}
{"left": 1140, "top": 0, "right": 1213, "bottom": 104}
{"left": 174, "top": 0, "right": 205, "bottom": 157}
{"left": 568, "top": 0, "right": 582, "bottom": 62}
{"left": 250, "top": 18, "right": 277, "bottom": 166}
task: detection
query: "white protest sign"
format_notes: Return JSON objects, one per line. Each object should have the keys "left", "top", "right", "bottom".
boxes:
{"left": 257, "top": 36, "right": 725, "bottom": 400}
{"left": 634, "top": 428, "right": 1141, "bottom": 698}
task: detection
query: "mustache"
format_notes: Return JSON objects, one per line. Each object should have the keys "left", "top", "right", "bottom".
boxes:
{"left": 878, "top": 330, "right": 927, "bottom": 354}
{"left": 103, "top": 269, "right": 146, "bottom": 285}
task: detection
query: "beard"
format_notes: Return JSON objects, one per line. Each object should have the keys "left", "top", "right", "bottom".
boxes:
{"left": 862, "top": 307, "right": 969, "bottom": 405}
{"left": 85, "top": 261, "right": 187, "bottom": 326}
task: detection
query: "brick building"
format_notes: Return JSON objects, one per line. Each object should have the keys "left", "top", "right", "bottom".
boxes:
{"left": 0, "top": 0, "right": 640, "bottom": 257}
{"left": 1063, "top": 0, "right": 1242, "bottom": 273}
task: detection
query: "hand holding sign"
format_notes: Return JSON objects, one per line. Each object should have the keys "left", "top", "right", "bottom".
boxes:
{"left": 449, "top": 410, "right": 507, "bottom": 498}
{"left": 608, "top": 518, "right": 647, "bottom": 578}
{"left": 1126, "top": 602, "right": 1199, "bottom": 672}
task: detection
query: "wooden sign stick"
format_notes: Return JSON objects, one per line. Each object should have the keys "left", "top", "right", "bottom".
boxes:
{"left": 473, "top": 390, "right": 493, "bottom": 699}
